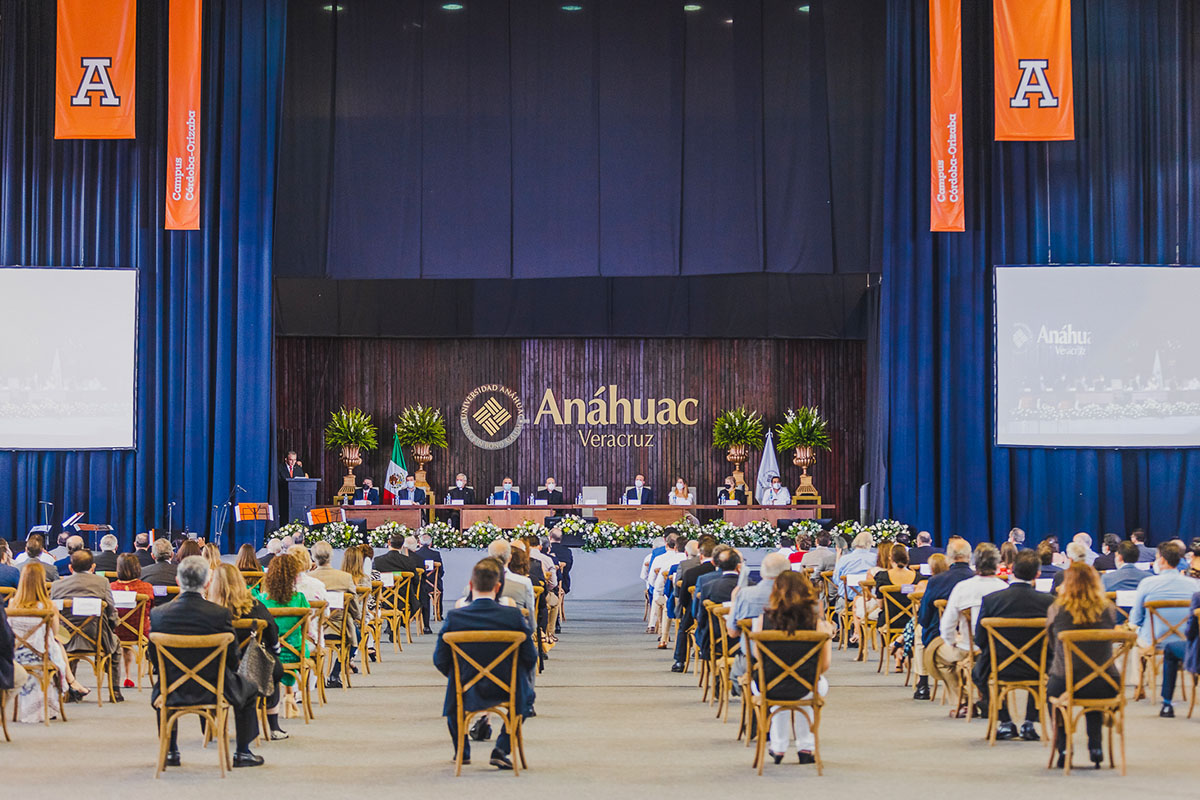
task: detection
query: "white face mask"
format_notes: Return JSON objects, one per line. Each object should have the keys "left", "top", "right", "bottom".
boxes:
{"left": 676, "top": 482, "right": 685, "bottom": 490}
{"left": 635, "top": 479, "right": 644, "bottom": 488}
{"left": 406, "top": 481, "right": 415, "bottom": 490}
{"left": 456, "top": 479, "right": 465, "bottom": 488}
{"left": 546, "top": 483, "right": 555, "bottom": 492}
{"left": 772, "top": 483, "right": 780, "bottom": 490}
{"left": 503, "top": 483, "right": 512, "bottom": 491}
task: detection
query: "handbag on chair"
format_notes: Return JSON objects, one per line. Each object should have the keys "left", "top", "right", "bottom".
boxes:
{"left": 237, "top": 637, "right": 277, "bottom": 698}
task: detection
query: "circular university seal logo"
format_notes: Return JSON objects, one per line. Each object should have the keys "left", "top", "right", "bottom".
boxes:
{"left": 460, "top": 384, "right": 526, "bottom": 450}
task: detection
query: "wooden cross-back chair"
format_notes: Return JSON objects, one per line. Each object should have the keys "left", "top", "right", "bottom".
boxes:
{"left": 230, "top": 617, "right": 271, "bottom": 743}
{"left": 423, "top": 562, "right": 443, "bottom": 622}
{"left": 306, "top": 600, "right": 330, "bottom": 705}
{"left": 325, "top": 592, "right": 358, "bottom": 690}
{"left": 876, "top": 585, "right": 915, "bottom": 675}
{"left": 1104, "top": 593, "right": 1131, "bottom": 625}
{"left": 746, "top": 630, "right": 832, "bottom": 776}
{"left": 1138, "top": 600, "right": 1191, "bottom": 703}
{"left": 818, "top": 571, "right": 838, "bottom": 634}
{"left": 378, "top": 572, "right": 417, "bottom": 649}
{"left": 904, "top": 590, "right": 925, "bottom": 687}
{"left": 413, "top": 568, "right": 426, "bottom": 633}
{"left": 0, "top": 586, "right": 15, "bottom": 603}
{"left": 978, "top": 617, "right": 1050, "bottom": 745}
{"left": 267, "top": 607, "right": 316, "bottom": 722}
{"left": 149, "top": 632, "right": 235, "bottom": 778}
{"left": 58, "top": 598, "right": 117, "bottom": 706}
{"left": 736, "top": 618, "right": 756, "bottom": 746}
{"left": 950, "top": 606, "right": 980, "bottom": 721}
{"left": 241, "top": 571, "right": 266, "bottom": 591}
{"left": 705, "top": 602, "right": 736, "bottom": 722}
{"left": 113, "top": 593, "right": 152, "bottom": 689}
{"left": 7, "top": 608, "right": 66, "bottom": 726}
{"left": 442, "top": 630, "right": 529, "bottom": 777}
{"left": 1046, "top": 628, "right": 1137, "bottom": 776}
{"left": 684, "top": 586, "right": 701, "bottom": 679}
{"left": 98, "top": 571, "right": 119, "bottom": 581}
{"left": 363, "top": 580, "right": 385, "bottom": 662}
{"left": 931, "top": 598, "right": 951, "bottom": 705}
{"left": 354, "top": 585, "right": 373, "bottom": 674}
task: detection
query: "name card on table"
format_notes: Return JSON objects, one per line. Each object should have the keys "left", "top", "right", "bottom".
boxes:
{"left": 111, "top": 590, "right": 137, "bottom": 609}
{"left": 354, "top": 500, "right": 371, "bottom": 506}
{"left": 1115, "top": 590, "right": 1137, "bottom": 607}
{"left": 627, "top": 498, "right": 641, "bottom": 505}
{"left": 920, "top": 563, "right": 932, "bottom": 576}
{"left": 153, "top": 585, "right": 169, "bottom": 597}
{"left": 792, "top": 563, "right": 807, "bottom": 572}
{"left": 398, "top": 499, "right": 414, "bottom": 506}
{"left": 73, "top": 597, "right": 102, "bottom": 616}
{"left": 326, "top": 593, "right": 345, "bottom": 610}
{"left": 495, "top": 498, "right": 509, "bottom": 505}
{"left": 844, "top": 573, "right": 865, "bottom": 587}
{"left": 380, "top": 573, "right": 395, "bottom": 587}
{"left": 534, "top": 499, "right": 549, "bottom": 506}
{"left": 1034, "top": 578, "right": 1053, "bottom": 592}
{"left": 720, "top": 499, "right": 740, "bottom": 506}
{"left": 450, "top": 499, "right": 464, "bottom": 506}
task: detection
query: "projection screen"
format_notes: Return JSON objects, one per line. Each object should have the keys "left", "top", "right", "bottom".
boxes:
{"left": 0, "top": 267, "right": 137, "bottom": 449}
{"left": 995, "top": 265, "right": 1200, "bottom": 448}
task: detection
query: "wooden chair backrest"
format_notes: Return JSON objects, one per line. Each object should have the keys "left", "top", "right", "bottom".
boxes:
{"left": 746, "top": 630, "right": 831, "bottom": 703}
{"left": 380, "top": 572, "right": 416, "bottom": 613}
{"left": 149, "top": 632, "right": 234, "bottom": 707}
{"left": 710, "top": 603, "right": 733, "bottom": 660}
{"left": 114, "top": 594, "right": 151, "bottom": 642}
{"left": 231, "top": 617, "right": 267, "bottom": 655}
{"left": 99, "top": 571, "right": 119, "bottom": 581}
{"left": 1058, "top": 628, "right": 1137, "bottom": 698}
{"left": 0, "top": 586, "right": 15, "bottom": 603}
{"left": 267, "top": 606, "right": 312, "bottom": 662}
{"left": 877, "top": 585, "right": 915, "bottom": 633}
{"left": 241, "top": 571, "right": 266, "bottom": 590}
{"left": 354, "top": 585, "right": 372, "bottom": 626}
{"left": 442, "top": 630, "right": 526, "bottom": 709}
{"left": 7, "top": 608, "right": 55, "bottom": 666}
{"left": 307, "top": 600, "right": 329, "bottom": 652}
{"left": 933, "top": 598, "right": 948, "bottom": 623}
{"left": 1104, "top": 593, "right": 1131, "bottom": 624}
{"left": 1144, "top": 600, "right": 1191, "bottom": 648}
{"left": 57, "top": 598, "right": 108, "bottom": 657}
{"left": 979, "top": 617, "right": 1049, "bottom": 680}
{"left": 330, "top": 592, "right": 356, "bottom": 640}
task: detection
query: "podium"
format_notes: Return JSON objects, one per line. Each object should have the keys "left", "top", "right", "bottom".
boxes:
{"left": 284, "top": 477, "right": 320, "bottom": 525}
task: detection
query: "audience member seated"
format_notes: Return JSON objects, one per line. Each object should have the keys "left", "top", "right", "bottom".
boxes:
{"left": 53, "top": 535, "right": 84, "bottom": 578}
{"left": 92, "top": 534, "right": 120, "bottom": 573}
{"left": 1072, "top": 532, "right": 1100, "bottom": 566}
{"left": 1131, "top": 529, "right": 1156, "bottom": 562}
{"left": 288, "top": 544, "right": 328, "bottom": 604}
{"left": 16, "top": 533, "right": 57, "bottom": 571}
{"left": 670, "top": 537, "right": 718, "bottom": 672}
{"left": 49, "top": 532, "right": 71, "bottom": 561}
{"left": 1045, "top": 563, "right": 1119, "bottom": 768}
{"left": 694, "top": 548, "right": 742, "bottom": 659}
{"left": 174, "top": 539, "right": 203, "bottom": 564}
{"left": 1129, "top": 542, "right": 1200, "bottom": 713}
{"left": 310, "top": 541, "right": 359, "bottom": 688}
{"left": 484, "top": 540, "right": 536, "bottom": 619}
{"left": 415, "top": 532, "right": 446, "bottom": 633}
{"left": 342, "top": 545, "right": 372, "bottom": 590}
{"left": 208, "top": 562, "right": 287, "bottom": 740}
{"left": 1093, "top": 534, "right": 1121, "bottom": 571}
{"left": 150, "top": 555, "right": 264, "bottom": 768}
{"left": 374, "top": 533, "right": 421, "bottom": 616}
{"left": 1006, "top": 527, "right": 1026, "bottom": 551}
{"left": 133, "top": 532, "right": 155, "bottom": 567}
{"left": 933, "top": 542, "right": 1006, "bottom": 717}
{"left": 253, "top": 553, "right": 311, "bottom": 717}
{"left": 50, "top": 549, "right": 124, "bottom": 701}
{"left": 833, "top": 532, "right": 876, "bottom": 646}
{"left": 1101, "top": 541, "right": 1149, "bottom": 591}
{"left": 874, "top": 544, "right": 917, "bottom": 670}
{"left": 727, "top": 552, "right": 789, "bottom": 679}
{"left": 1051, "top": 542, "right": 1089, "bottom": 591}
{"left": 1036, "top": 540, "right": 1062, "bottom": 579}
{"left": 0, "top": 599, "right": 17, "bottom": 703}
{"left": 913, "top": 538, "right": 974, "bottom": 702}
{"left": 647, "top": 534, "right": 685, "bottom": 649}
{"left": 972, "top": 550, "right": 1052, "bottom": 740}
{"left": 0, "top": 539, "right": 19, "bottom": 589}
{"left": 236, "top": 543, "right": 263, "bottom": 572}
{"left": 749, "top": 570, "right": 834, "bottom": 765}
{"left": 141, "top": 538, "right": 178, "bottom": 587}
{"left": 9, "top": 562, "right": 91, "bottom": 720}
{"left": 259, "top": 537, "right": 283, "bottom": 570}
{"left": 907, "top": 531, "right": 943, "bottom": 566}
{"left": 110, "top": 553, "right": 155, "bottom": 689}
{"left": 433, "top": 558, "right": 537, "bottom": 770}
{"left": 997, "top": 542, "right": 1017, "bottom": 579}
{"left": 525, "top": 536, "right": 560, "bottom": 640}
{"left": 800, "top": 532, "right": 837, "bottom": 574}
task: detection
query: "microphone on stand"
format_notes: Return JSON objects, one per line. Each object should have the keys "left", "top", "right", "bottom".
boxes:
{"left": 166, "top": 501, "right": 177, "bottom": 536}
{"left": 38, "top": 500, "right": 53, "bottom": 527}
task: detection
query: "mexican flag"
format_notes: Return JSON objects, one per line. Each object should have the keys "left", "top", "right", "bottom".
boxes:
{"left": 382, "top": 429, "right": 408, "bottom": 504}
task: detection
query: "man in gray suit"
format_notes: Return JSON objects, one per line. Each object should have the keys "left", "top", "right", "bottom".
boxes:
{"left": 50, "top": 549, "right": 124, "bottom": 701}
{"left": 800, "top": 532, "right": 838, "bottom": 573}
{"left": 141, "top": 538, "right": 178, "bottom": 586}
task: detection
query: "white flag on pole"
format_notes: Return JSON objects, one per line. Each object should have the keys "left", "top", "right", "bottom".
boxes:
{"left": 756, "top": 429, "right": 781, "bottom": 501}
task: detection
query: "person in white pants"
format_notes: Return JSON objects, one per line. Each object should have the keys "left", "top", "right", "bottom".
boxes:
{"left": 648, "top": 534, "right": 686, "bottom": 647}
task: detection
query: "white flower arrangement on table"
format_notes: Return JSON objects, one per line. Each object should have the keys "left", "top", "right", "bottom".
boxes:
{"left": 624, "top": 520, "right": 664, "bottom": 549}
{"left": 673, "top": 519, "right": 705, "bottom": 540}
{"left": 582, "top": 521, "right": 628, "bottom": 552}
{"left": 462, "top": 520, "right": 506, "bottom": 550}
{"left": 420, "top": 520, "right": 461, "bottom": 549}
{"left": 735, "top": 520, "right": 777, "bottom": 549}
{"left": 703, "top": 519, "right": 738, "bottom": 544}
{"left": 271, "top": 521, "right": 311, "bottom": 542}
{"left": 866, "top": 519, "right": 908, "bottom": 546}
{"left": 511, "top": 519, "right": 548, "bottom": 540}
{"left": 314, "top": 520, "right": 361, "bottom": 548}
{"left": 831, "top": 519, "right": 863, "bottom": 543}
{"left": 790, "top": 519, "right": 824, "bottom": 538}
{"left": 368, "top": 521, "right": 412, "bottom": 549}
{"left": 557, "top": 515, "right": 593, "bottom": 538}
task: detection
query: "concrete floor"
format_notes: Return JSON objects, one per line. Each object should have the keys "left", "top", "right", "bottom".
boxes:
{"left": 3, "top": 599, "right": 1198, "bottom": 799}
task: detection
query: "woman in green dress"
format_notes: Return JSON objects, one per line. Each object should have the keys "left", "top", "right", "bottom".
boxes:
{"left": 253, "top": 552, "right": 310, "bottom": 715}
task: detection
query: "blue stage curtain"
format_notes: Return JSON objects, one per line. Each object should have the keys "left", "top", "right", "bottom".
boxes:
{"left": 0, "top": 0, "right": 285, "bottom": 549}
{"left": 875, "top": 0, "right": 1200, "bottom": 543}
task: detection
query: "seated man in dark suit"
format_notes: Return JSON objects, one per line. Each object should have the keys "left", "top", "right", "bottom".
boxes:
{"left": 1093, "top": 533, "right": 1121, "bottom": 571}
{"left": 1102, "top": 541, "right": 1151, "bottom": 591}
{"left": 913, "top": 537, "right": 974, "bottom": 700}
{"left": 414, "top": 532, "right": 444, "bottom": 633}
{"left": 353, "top": 478, "right": 380, "bottom": 505}
{"left": 625, "top": 474, "right": 654, "bottom": 505}
{"left": 132, "top": 532, "right": 155, "bottom": 568}
{"left": 395, "top": 477, "right": 427, "bottom": 506}
{"left": 693, "top": 548, "right": 742, "bottom": 661}
{"left": 92, "top": 534, "right": 120, "bottom": 573}
{"left": 907, "top": 531, "right": 944, "bottom": 566}
{"left": 141, "top": 538, "right": 179, "bottom": 588}
{"left": 535, "top": 477, "right": 564, "bottom": 505}
{"left": 1036, "top": 540, "right": 1063, "bottom": 579}
{"left": 149, "top": 555, "right": 263, "bottom": 768}
{"left": 433, "top": 558, "right": 536, "bottom": 770}
{"left": 447, "top": 473, "right": 476, "bottom": 505}
{"left": 972, "top": 550, "right": 1054, "bottom": 740}
{"left": 1131, "top": 529, "right": 1156, "bottom": 562}
{"left": 671, "top": 537, "right": 718, "bottom": 672}
{"left": 373, "top": 532, "right": 422, "bottom": 627}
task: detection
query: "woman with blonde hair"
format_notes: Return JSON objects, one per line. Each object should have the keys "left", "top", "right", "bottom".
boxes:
{"left": 1046, "top": 563, "right": 1118, "bottom": 768}
{"left": 341, "top": 545, "right": 371, "bottom": 589}
{"left": 9, "top": 562, "right": 90, "bottom": 721}
{"left": 874, "top": 543, "right": 918, "bottom": 672}
{"left": 208, "top": 563, "right": 288, "bottom": 739}
{"left": 287, "top": 544, "right": 327, "bottom": 603}
{"left": 202, "top": 542, "right": 223, "bottom": 571}
{"left": 927, "top": 552, "right": 949, "bottom": 577}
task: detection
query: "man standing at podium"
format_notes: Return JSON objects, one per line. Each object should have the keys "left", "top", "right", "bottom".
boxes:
{"left": 278, "top": 450, "right": 306, "bottom": 523}
{"left": 625, "top": 474, "right": 654, "bottom": 505}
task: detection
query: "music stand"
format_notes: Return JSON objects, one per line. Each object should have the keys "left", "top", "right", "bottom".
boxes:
{"left": 75, "top": 523, "right": 114, "bottom": 551}
{"left": 233, "top": 502, "right": 274, "bottom": 551}
{"left": 306, "top": 507, "right": 345, "bottom": 526}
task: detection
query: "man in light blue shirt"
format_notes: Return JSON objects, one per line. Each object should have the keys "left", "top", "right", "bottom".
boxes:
{"left": 832, "top": 531, "right": 877, "bottom": 603}
{"left": 1129, "top": 542, "right": 1200, "bottom": 710}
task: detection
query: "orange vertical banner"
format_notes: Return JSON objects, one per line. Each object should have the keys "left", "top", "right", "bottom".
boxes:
{"left": 165, "top": 0, "right": 203, "bottom": 230}
{"left": 55, "top": 0, "right": 137, "bottom": 139}
{"left": 929, "top": 0, "right": 964, "bottom": 232}
{"left": 993, "top": 0, "right": 1074, "bottom": 141}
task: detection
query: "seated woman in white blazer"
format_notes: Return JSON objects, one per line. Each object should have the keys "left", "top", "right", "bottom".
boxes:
{"left": 667, "top": 478, "right": 694, "bottom": 506}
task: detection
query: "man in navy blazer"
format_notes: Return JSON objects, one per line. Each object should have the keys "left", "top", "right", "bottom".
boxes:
{"left": 353, "top": 478, "right": 380, "bottom": 505}
{"left": 907, "top": 531, "right": 944, "bottom": 566}
{"left": 913, "top": 537, "right": 974, "bottom": 700}
{"left": 625, "top": 474, "right": 654, "bottom": 505}
{"left": 433, "top": 559, "right": 536, "bottom": 770}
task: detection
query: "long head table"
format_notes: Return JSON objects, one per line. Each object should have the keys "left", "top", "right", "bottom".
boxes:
{"left": 316, "top": 503, "right": 836, "bottom": 530}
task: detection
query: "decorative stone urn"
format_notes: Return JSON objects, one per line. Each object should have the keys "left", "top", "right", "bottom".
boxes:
{"left": 337, "top": 445, "right": 362, "bottom": 498}
{"left": 412, "top": 442, "right": 433, "bottom": 491}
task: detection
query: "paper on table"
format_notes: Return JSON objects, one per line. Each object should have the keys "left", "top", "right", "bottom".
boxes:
{"left": 627, "top": 498, "right": 641, "bottom": 506}
{"left": 494, "top": 498, "right": 509, "bottom": 506}
{"left": 380, "top": 573, "right": 395, "bottom": 587}
{"left": 424, "top": 560, "right": 434, "bottom": 571}
{"left": 353, "top": 499, "right": 370, "bottom": 506}
{"left": 326, "top": 593, "right": 345, "bottom": 610}
{"left": 1034, "top": 578, "right": 1053, "bottom": 592}
{"left": 1135, "top": 562, "right": 1153, "bottom": 571}
{"left": 1115, "top": 590, "right": 1137, "bottom": 607}
{"left": 73, "top": 596, "right": 102, "bottom": 616}
{"left": 111, "top": 590, "right": 137, "bottom": 609}
{"left": 901, "top": 584, "right": 916, "bottom": 594}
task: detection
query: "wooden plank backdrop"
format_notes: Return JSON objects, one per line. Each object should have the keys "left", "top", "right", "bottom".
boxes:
{"left": 275, "top": 338, "right": 865, "bottom": 519}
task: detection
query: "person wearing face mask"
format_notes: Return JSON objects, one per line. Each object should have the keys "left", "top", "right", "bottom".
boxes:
{"left": 353, "top": 478, "right": 380, "bottom": 505}
{"left": 396, "top": 477, "right": 427, "bottom": 505}
{"left": 492, "top": 478, "right": 518, "bottom": 505}
{"left": 717, "top": 477, "right": 747, "bottom": 505}
{"left": 763, "top": 476, "right": 791, "bottom": 506}
{"left": 668, "top": 477, "right": 694, "bottom": 506}
{"left": 624, "top": 474, "right": 654, "bottom": 505}
{"left": 447, "top": 473, "right": 476, "bottom": 505}
{"left": 536, "top": 478, "right": 564, "bottom": 505}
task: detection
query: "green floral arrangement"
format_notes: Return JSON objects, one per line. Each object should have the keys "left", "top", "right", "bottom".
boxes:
{"left": 462, "top": 520, "right": 506, "bottom": 550}
{"left": 368, "top": 521, "right": 412, "bottom": 548}
{"left": 775, "top": 406, "right": 832, "bottom": 452}
{"left": 831, "top": 519, "right": 863, "bottom": 544}
{"left": 394, "top": 404, "right": 449, "bottom": 449}
{"left": 866, "top": 519, "right": 908, "bottom": 546}
{"left": 624, "top": 520, "right": 664, "bottom": 548}
{"left": 511, "top": 519, "right": 548, "bottom": 541}
{"left": 733, "top": 520, "right": 777, "bottom": 549}
{"left": 419, "top": 520, "right": 461, "bottom": 549}
{"left": 324, "top": 406, "right": 379, "bottom": 451}
{"left": 711, "top": 407, "right": 765, "bottom": 451}
{"left": 789, "top": 520, "right": 825, "bottom": 538}
{"left": 557, "top": 515, "right": 592, "bottom": 539}
{"left": 672, "top": 519, "right": 705, "bottom": 540}
{"left": 312, "top": 520, "right": 361, "bottom": 548}
{"left": 271, "top": 521, "right": 311, "bottom": 542}
{"left": 582, "top": 521, "right": 628, "bottom": 552}
{"left": 702, "top": 519, "right": 738, "bottom": 542}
